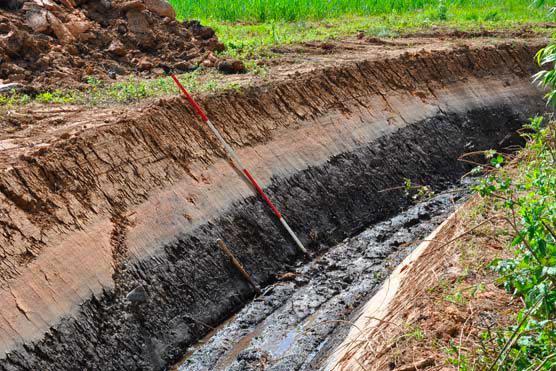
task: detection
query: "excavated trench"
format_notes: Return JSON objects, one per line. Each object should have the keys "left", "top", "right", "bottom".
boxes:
{"left": 0, "top": 39, "right": 548, "bottom": 371}
{"left": 175, "top": 188, "right": 468, "bottom": 371}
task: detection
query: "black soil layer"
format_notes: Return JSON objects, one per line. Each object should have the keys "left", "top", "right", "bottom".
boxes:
{"left": 0, "top": 104, "right": 538, "bottom": 371}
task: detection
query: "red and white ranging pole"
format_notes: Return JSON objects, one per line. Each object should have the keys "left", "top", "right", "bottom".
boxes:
{"left": 165, "top": 69, "right": 307, "bottom": 255}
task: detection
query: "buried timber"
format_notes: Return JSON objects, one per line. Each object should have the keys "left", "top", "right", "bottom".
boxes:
{"left": 0, "top": 39, "right": 548, "bottom": 370}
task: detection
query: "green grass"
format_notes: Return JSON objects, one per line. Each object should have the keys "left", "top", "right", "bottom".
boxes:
{"left": 213, "top": 12, "right": 551, "bottom": 64}
{"left": 0, "top": 70, "right": 249, "bottom": 109}
{"left": 168, "top": 0, "right": 548, "bottom": 23}
{"left": 167, "top": 0, "right": 552, "bottom": 63}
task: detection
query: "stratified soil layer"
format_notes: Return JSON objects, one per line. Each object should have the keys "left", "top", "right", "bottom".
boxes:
{"left": 0, "top": 0, "right": 239, "bottom": 91}
{"left": 0, "top": 36, "right": 548, "bottom": 370}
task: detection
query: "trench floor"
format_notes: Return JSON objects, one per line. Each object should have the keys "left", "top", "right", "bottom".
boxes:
{"left": 174, "top": 186, "right": 468, "bottom": 371}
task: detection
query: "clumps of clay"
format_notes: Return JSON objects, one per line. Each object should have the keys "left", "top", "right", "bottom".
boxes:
{"left": 0, "top": 0, "right": 246, "bottom": 91}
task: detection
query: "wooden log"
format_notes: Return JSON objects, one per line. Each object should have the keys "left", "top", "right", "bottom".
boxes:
{"left": 216, "top": 239, "right": 262, "bottom": 295}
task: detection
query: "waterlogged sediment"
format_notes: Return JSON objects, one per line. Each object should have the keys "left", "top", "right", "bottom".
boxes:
{"left": 0, "top": 39, "right": 547, "bottom": 370}
{"left": 178, "top": 190, "right": 465, "bottom": 371}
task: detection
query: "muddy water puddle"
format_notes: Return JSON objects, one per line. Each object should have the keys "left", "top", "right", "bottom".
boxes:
{"left": 176, "top": 188, "right": 466, "bottom": 371}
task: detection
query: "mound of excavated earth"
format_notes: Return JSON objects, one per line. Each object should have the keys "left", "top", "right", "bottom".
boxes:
{"left": 0, "top": 0, "right": 244, "bottom": 92}
{"left": 0, "top": 36, "right": 548, "bottom": 370}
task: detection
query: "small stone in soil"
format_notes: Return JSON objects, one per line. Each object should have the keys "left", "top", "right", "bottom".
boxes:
{"left": 218, "top": 60, "right": 247, "bottom": 74}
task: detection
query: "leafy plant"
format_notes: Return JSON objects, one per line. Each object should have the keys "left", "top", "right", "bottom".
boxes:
{"left": 403, "top": 178, "right": 435, "bottom": 201}
{"left": 472, "top": 118, "right": 556, "bottom": 370}
{"left": 436, "top": 0, "right": 448, "bottom": 21}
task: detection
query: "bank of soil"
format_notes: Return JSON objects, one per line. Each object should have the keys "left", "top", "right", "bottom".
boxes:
{"left": 329, "top": 197, "right": 521, "bottom": 371}
{"left": 0, "top": 35, "right": 547, "bottom": 370}
{"left": 0, "top": 35, "right": 546, "bottom": 148}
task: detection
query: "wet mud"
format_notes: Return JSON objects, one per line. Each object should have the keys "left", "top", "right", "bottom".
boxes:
{"left": 178, "top": 190, "right": 466, "bottom": 371}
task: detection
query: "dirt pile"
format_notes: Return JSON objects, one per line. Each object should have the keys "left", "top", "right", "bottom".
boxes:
{"left": 0, "top": 0, "right": 244, "bottom": 92}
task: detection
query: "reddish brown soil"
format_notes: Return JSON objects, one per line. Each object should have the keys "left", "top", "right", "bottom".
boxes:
{"left": 0, "top": 33, "right": 545, "bottom": 370}
{"left": 0, "top": 35, "right": 548, "bottom": 153}
{"left": 333, "top": 198, "right": 521, "bottom": 371}
{"left": 0, "top": 0, "right": 242, "bottom": 91}
{"left": 0, "top": 34, "right": 543, "bottom": 298}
